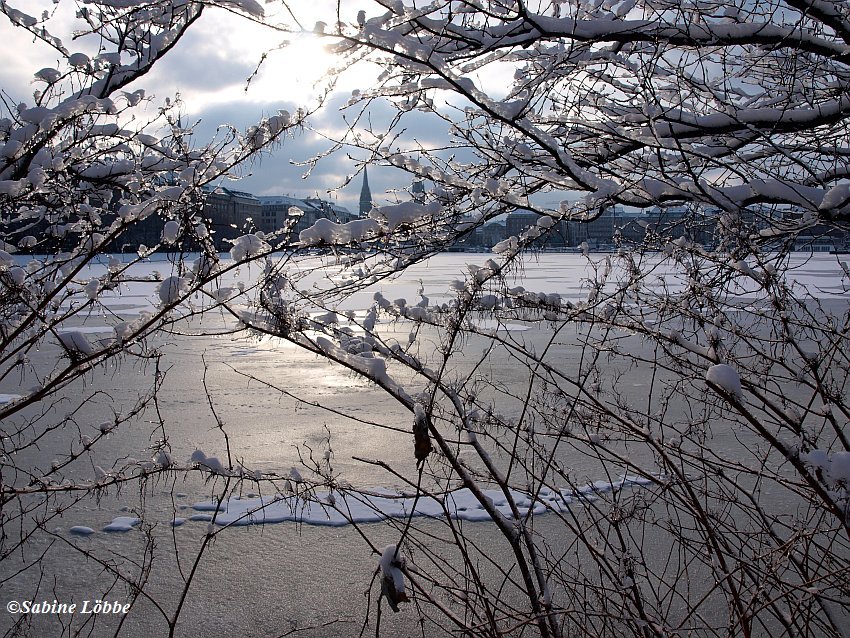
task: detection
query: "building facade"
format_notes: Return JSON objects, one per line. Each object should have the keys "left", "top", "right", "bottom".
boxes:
{"left": 202, "top": 187, "right": 263, "bottom": 250}
{"left": 259, "top": 195, "right": 356, "bottom": 245}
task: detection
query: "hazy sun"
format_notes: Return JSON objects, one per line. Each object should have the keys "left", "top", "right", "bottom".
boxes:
{"left": 268, "top": 33, "right": 337, "bottom": 105}
{"left": 169, "top": 11, "right": 341, "bottom": 114}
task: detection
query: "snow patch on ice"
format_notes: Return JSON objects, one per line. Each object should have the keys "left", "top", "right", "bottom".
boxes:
{"left": 190, "top": 475, "right": 654, "bottom": 528}
{"left": 56, "top": 325, "right": 112, "bottom": 334}
{"left": 103, "top": 516, "right": 141, "bottom": 532}
{"left": 477, "top": 319, "right": 529, "bottom": 332}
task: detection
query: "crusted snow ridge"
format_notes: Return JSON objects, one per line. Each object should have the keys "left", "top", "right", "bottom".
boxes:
{"left": 189, "top": 476, "right": 655, "bottom": 527}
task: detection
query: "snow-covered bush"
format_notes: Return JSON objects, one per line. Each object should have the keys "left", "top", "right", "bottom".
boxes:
{"left": 239, "top": 1, "right": 850, "bottom": 636}
{"left": 3, "top": 0, "right": 850, "bottom": 637}
{"left": 0, "top": 0, "right": 308, "bottom": 632}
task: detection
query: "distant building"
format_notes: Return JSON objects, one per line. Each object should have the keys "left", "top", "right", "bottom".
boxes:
{"left": 96, "top": 185, "right": 261, "bottom": 253}
{"left": 568, "top": 220, "right": 588, "bottom": 245}
{"left": 585, "top": 206, "right": 621, "bottom": 246}
{"left": 359, "top": 166, "right": 373, "bottom": 216}
{"left": 462, "top": 201, "right": 848, "bottom": 253}
{"left": 616, "top": 206, "right": 716, "bottom": 246}
{"left": 257, "top": 195, "right": 322, "bottom": 237}
{"left": 504, "top": 210, "right": 571, "bottom": 248}
{"left": 505, "top": 211, "right": 538, "bottom": 238}
{"left": 481, "top": 221, "right": 506, "bottom": 248}
{"left": 782, "top": 207, "right": 848, "bottom": 252}
{"left": 411, "top": 179, "right": 426, "bottom": 203}
{"left": 615, "top": 210, "right": 650, "bottom": 244}
{"left": 259, "top": 195, "right": 356, "bottom": 245}
{"left": 304, "top": 198, "right": 357, "bottom": 224}
{"left": 202, "top": 187, "right": 262, "bottom": 250}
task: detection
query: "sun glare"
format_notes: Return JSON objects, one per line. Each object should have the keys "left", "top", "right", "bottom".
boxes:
{"left": 161, "top": 12, "right": 341, "bottom": 115}
{"left": 270, "top": 33, "right": 336, "bottom": 104}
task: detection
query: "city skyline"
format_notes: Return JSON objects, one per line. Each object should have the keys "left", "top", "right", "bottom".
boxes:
{"left": 0, "top": 1, "right": 428, "bottom": 213}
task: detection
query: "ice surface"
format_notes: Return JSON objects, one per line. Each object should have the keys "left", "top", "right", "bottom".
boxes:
{"left": 28, "top": 252, "right": 846, "bottom": 331}
{"left": 56, "top": 325, "right": 112, "bottom": 334}
{"left": 69, "top": 526, "right": 95, "bottom": 535}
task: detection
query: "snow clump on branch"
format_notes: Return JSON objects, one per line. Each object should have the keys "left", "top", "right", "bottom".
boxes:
{"left": 705, "top": 364, "right": 743, "bottom": 400}
{"left": 230, "top": 234, "right": 270, "bottom": 262}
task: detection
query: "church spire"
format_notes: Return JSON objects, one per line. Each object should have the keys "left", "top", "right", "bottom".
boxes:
{"left": 411, "top": 177, "right": 425, "bottom": 202}
{"left": 359, "top": 165, "right": 373, "bottom": 216}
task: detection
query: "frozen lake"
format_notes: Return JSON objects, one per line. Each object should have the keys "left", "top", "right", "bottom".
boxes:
{"left": 1, "top": 251, "right": 848, "bottom": 636}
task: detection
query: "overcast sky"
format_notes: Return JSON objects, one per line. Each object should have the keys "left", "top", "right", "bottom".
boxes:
{"left": 0, "top": 1, "right": 427, "bottom": 213}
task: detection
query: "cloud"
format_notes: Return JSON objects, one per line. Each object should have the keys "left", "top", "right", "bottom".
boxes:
{"left": 0, "top": 15, "right": 68, "bottom": 105}
{"left": 179, "top": 88, "right": 441, "bottom": 212}
{"left": 0, "top": 1, "right": 473, "bottom": 214}
{"left": 143, "top": 30, "right": 258, "bottom": 96}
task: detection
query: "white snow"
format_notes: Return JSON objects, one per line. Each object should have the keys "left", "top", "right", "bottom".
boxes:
{"left": 800, "top": 449, "right": 830, "bottom": 472}
{"left": 157, "top": 276, "right": 189, "bottom": 305}
{"left": 189, "top": 475, "right": 654, "bottom": 528}
{"left": 103, "top": 516, "right": 141, "bottom": 532}
{"left": 154, "top": 450, "right": 173, "bottom": 467}
{"left": 161, "top": 220, "right": 180, "bottom": 244}
{"left": 299, "top": 218, "right": 381, "bottom": 246}
{"left": 705, "top": 364, "right": 743, "bottom": 399}
{"left": 819, "top": 182, "right": 850, "bottom": 211}
{"left": 369, "top": 200, "right": 441, "bottom": 233}
{"left": 829, "top": 452, "right": 850, "bottom": 485}
{"left": 68, "top": 52, "right": 90, "bottom": 68}
{"left": 8, "top": 266, "right": 25, "bottom": 286}
{"left": 379, "top": 544, "right": 406, "bottom": 597}
{"left": 492, "top": 236, "right": 519, "bottom": 254}
{"left": 84, "top": 278, "right": 100, "bottom": 300}
{"left": 57, "top": 331, "right": 96, "bottom": 355}
{"left": 230, "top": 234, "right": 270, "bottom": 262}
{"left": 801, "top": 449, "right": 850, "bottom": 486}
